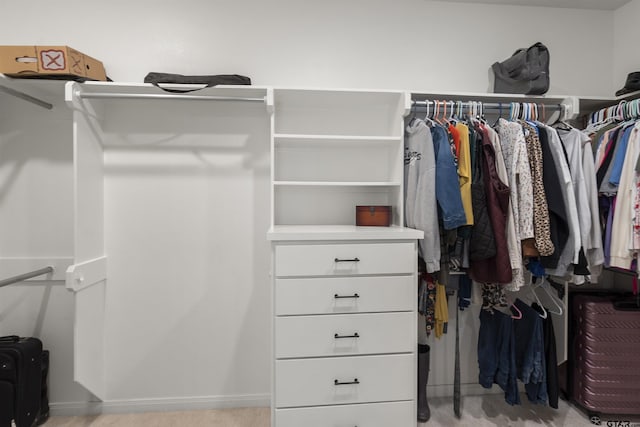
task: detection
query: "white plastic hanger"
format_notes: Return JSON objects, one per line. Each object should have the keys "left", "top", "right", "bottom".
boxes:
{"left": 524, "top": 273, "right": 547, "bottom": 319}
{"left": 537, "top": 278, "right": 565, "bottom": 316}
{"left": 530, "top": 286, "right": 547, "bottom": 319}
{"left": 423, "top": 100, "right": 435, "bottom": 127}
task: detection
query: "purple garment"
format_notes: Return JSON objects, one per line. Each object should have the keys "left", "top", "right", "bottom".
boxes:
{"left": 604, "top": 196, "right": 616, "bottom": 267}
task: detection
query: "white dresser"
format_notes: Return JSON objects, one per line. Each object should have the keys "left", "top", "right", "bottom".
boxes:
{"left": 269, "top": 233, "right": 422, "bottom": 426}
{"left": 268, "top": 88, "right": 423, "bottom": 426}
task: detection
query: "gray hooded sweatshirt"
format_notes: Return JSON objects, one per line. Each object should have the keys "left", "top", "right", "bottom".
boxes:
{"left": 405, "top": 119, "right": 440, "bottom": 272}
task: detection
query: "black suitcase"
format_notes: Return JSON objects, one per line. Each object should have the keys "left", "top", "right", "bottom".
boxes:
{"left": 0, "top": 336, "right": 43, "bottom": 427}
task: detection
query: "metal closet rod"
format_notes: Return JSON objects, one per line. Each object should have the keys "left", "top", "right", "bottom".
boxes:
{"left": 0, "top": 266, "right": 54, "bottom": 288}
{"left": 77, "top": 92, "right": 266, "bottom": 103}
{"left": 411, "top": 100, "right": 563, "bottom": 112}
{"left": 0, "top": 85, "right": 53, "bottom": 110}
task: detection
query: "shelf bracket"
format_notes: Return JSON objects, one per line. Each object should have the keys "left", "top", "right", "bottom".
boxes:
{"left": 66, "top": 256, "right": 107, "bottom": 292}
{"left": 561, "top": 96, "right": 580, "bottom": 121}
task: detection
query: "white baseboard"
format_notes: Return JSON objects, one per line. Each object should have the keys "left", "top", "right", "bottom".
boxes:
{"left": 51, "top": 387, "right": 499, "bottom": 417}
{"left": 50, "top": 394, "right": 271, "bottom": 417}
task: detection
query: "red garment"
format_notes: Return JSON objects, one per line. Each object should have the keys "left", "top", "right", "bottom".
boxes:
{"left": 469, "top": 126, "right": 513, "bottom": 284}
{"left": 448, "top": 123, "right": 461, "bottom": 161}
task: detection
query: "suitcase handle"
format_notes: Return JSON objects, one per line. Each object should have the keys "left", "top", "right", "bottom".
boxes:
{"left": 0, "top": 336, "right": 20, "bottom": 342}
{"left": 613, "top": 301, "right": 640, "bottom": 311}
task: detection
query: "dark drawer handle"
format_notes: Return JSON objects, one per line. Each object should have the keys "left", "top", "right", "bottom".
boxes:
{"left": 334, "top": 333, "right": 360, "bottom": 339}
{"left": 334, "top": 378, "right": 359, "bottom": 386}
{"left": 334, "top": 257, "right": 360, "bottom": 263}
{"left": 334, "top": 293, "right": 360, "bottom": 299}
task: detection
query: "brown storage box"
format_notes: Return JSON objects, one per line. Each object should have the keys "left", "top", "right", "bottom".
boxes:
{"left": 0, "top": 45, "right": 107, "bottom": 81}
{"left": 356, "top": 206, "right": 391, "bottom": 227}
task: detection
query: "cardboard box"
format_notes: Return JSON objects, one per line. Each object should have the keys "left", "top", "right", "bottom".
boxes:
{"left": 0, "top": 45, "right": 107, "bottom": 81}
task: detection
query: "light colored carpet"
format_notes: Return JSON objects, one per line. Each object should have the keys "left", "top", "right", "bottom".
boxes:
{"left": 45, "top": 395, "right": 640, "bottom": 426}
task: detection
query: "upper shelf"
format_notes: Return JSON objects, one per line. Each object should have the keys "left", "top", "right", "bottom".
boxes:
{"left": 438, "top": 0, "right": 631, "bottom": 11}
{"left": 273, "top": 89, "right": 408, "bottom": 137}
{"left": 577, "top": 90, "right": 640, "bottom": 116}
{"left": 66, "top": 81, "right": 271, "bottom": 105}
{"left": 1, "top": 76, "right": 635, "bottom": 121}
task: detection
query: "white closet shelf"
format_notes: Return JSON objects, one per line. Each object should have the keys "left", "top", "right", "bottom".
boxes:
{"left": 274, "top": 181, "right": 401, "bottom": 187}
{"left": 274, "top": 134, "right": 401, "bottom": 146}
{"left": 65, "top": 81, "right": 271, "bottom": 104}
{"left": 274, "top": 134, "right": 401, "bottom": 141}
{"left": 267, "top": 225, "right": 424, "bottom": 241}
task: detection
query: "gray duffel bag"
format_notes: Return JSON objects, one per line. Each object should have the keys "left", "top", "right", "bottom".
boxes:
{"left": 489, "top": 42, "right": 549, "bottom": 95}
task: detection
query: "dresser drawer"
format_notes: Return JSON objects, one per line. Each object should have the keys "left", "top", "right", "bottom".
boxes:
{"left": 275, "top": 401, "right": 414, "bottom": 427}
{"left": 276, "top": 312, "right": 414, "bottom": 358}
{"left": 275, "top": 275, "right": 414, "bottom": 315}
{"left": 275, "top": 242, "right": 415, "bottom": 277}
{"left": 275, "top": 354, "right": 414, "bottom": 408}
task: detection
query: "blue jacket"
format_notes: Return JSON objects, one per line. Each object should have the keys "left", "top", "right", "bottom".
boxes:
{"left": 431, "top": 125, "right": 467, "bottom": 230}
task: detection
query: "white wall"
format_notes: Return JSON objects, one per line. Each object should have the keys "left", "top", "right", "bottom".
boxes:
{"left": 0, "top": 0, "right": 614, "bottom": 96}
{"left": 613, "top": 0, "right": 640, "bottom": 94}
{"left": 99, "top": 99, "right": 271, "bottom": 405}
{"left": 0, "top": 87, "right": 93, "bottom": 406}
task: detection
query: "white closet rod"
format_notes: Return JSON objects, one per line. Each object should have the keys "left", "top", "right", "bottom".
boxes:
{"left": 77, "top": 92, "right": 266, "bottom": 103}
{"left": 0, "top": 266, "right": 54, "bottom": 288}
{"left": 0, "top": 84, "right": 53, "bottom": 110}
{"left": 411, "top": 100, "right": 563, "bottom": 113}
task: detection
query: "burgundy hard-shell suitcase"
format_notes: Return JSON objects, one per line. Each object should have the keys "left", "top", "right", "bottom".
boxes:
{"left": 571, "top": 295, "right": 640, "bottom": 418}
{"left": 0, "top": 336, "right": 43, "bottom": 427}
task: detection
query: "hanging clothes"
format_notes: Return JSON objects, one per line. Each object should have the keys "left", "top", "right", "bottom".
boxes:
{"left": 556, "top": 126, "right": 601, "bottom": 283}
{"left": 434, "top": 281, "right": 449, "bottom": 338}
{"left": 532, "top": 302, "right": 559, "bottom": 409}
{"left": 469, "top": 125, "right": 498, "bottom": 262}
{"left": 431, "top": 125, "right": 467, "bottom": 231}
{"left": 495, "top": 119, "right": 534, "bottom": 290}
{"left": 405, "top": 119, "right": 440, "bottom": 272}
{"left": 469, "top": 125, "right": 512, "bottom": 284}
{"left": 487, "top": 125, "right": 522, "bottom": 289}
{"left": 581, "top": 135, "right": 605, "bottom": 282}
{"left": 513, "top": 298, "right": 547, "bottom": 405}
{"left": 535, "top": 123, "right": 570, "bottom": 270}
{"left": 520, "top": 121, "right": 555, "bottom": 257}
{"left": 609, "top": 123, "right": 640, "bottom": 269}
{"left": 456, "top": 121, "right": 474, "bottom": 226}
{"left": 538, "top": 123, "right": 581, "bottom": 277}
{"left": 496, "top": 119, "right": 535, "bottom": 245}
{"left": 599, "top": 124, "right": 634, "bottom": 194}
{"left": 477, "top": 308, "right": 520, "bottom": 405}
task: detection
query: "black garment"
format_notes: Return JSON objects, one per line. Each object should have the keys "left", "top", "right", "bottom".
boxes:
{"left": 513, "top": 299, "right": 545, "bottom": 386}
{"left": 573, "top": 248, "right": 591, "bottom": 276}
{"left": 532, "top": 303, "right": 559, "bottom": 409}
{"left": 538, "top": 127, "right": 569, "bottom": 269}
{"left": 469, "top": 128, "right": 497, "bottom": 261}
{"left": 458, "top": 274, "right": 472, "bottom": 310}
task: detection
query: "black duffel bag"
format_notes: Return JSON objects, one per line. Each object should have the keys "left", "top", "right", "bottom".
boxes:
{"left": 490, "top": 42, "right": 549, "bottom": 95}
{"left": 144, "top": 72, "right": 251, "bottom": 93}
